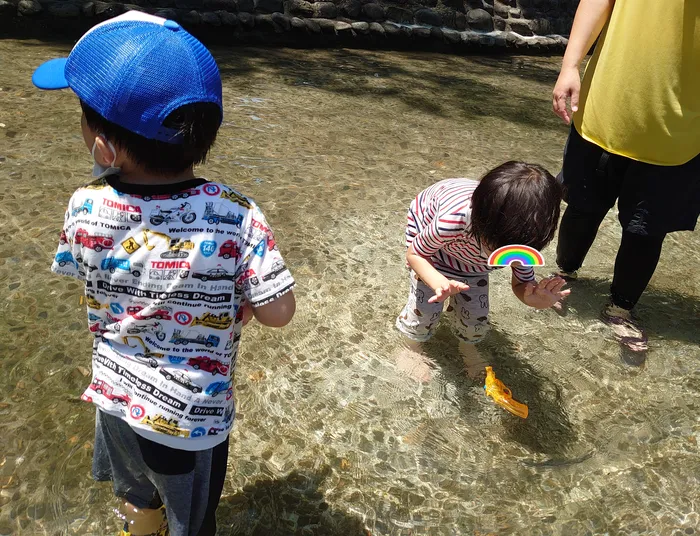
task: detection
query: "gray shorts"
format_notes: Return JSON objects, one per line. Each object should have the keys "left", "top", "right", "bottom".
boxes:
{"left": 93, "top": 409, "right": 229, "bottom": 536}
{"left": 396, "top": 270, "right": 490, "bottom": 343}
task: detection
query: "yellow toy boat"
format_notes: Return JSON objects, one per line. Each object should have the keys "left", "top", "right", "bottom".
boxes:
{"left": 484, "top": 366, "right": 529, "bottom": 419}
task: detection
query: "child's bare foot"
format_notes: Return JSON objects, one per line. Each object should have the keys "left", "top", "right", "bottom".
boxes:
{"left": 394, "top": 342, "right": 434, "bottom": 383}
{"left": 459, "top": 341, "right": 487, "bottom": 381}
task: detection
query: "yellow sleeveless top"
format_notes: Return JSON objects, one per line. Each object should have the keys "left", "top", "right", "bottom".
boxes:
{"left": 574, "top": 0, "right": 700, "bottom": 166}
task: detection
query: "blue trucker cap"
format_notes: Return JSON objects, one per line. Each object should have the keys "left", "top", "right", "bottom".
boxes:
{"left": 32, "top": 12, "right": 223, "bottom": 144}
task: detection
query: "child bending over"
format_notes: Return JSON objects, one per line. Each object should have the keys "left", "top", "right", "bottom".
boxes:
{"left": 396, "top": 161, "right": 568, "bottom": 378}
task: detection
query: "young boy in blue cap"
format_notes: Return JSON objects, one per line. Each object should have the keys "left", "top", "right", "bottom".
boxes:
{"left": 33, "top": 11, "right": 296, "bottom": 536}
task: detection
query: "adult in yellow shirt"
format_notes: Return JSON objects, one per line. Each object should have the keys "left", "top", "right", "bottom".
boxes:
{"left": 552, "top": 0, "right": 699, "bottom": 366}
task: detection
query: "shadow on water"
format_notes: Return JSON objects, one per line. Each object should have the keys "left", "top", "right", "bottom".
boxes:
{"left": 421, "top": 325, "right": 578, "bottom": 457}
{"left": 216, "top": 468, "right": 369, "bottom": 536}
{"left": 214, "top": 47, "right": 566, "bottom": 129}
{"left": 561, "top": 277, "right": 700, "bottom": 347}
{"left": 8, "top": 35, "right": 567, "bottom": 131}
{"left": 480, "top": 330, "right": 580, "bottom": 459}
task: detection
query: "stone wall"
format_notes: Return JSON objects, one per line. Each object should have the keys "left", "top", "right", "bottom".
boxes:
{"left": 0, "top": 0, "right": 575, "bottom": 52}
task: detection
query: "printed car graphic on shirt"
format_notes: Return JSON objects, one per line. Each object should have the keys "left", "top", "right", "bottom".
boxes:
{"left": 85, "top": 295, "right": 107, "bottom": 310}
{"left": 160, "top": 239, "right": 195, "bottom": 259}
{"left": 158, "top": 367, "right": 202, "bottom": 393}
{"left": 265, "top": 230, "right": 277, "bottom": 251}
{"left": 101, "top": 257, "right": 144, "bottom": 277}
{"left": 219, "top": 189, "right": 253, "bottom": 209}
{"left": 192, "top": 267, "right": 235, "bottom": 282}
{"left": 150, "top": 203, "right": 196, "bottom": 226}
{"left": 191, "top": 312, "right": 233, "bottom": 330}
{"left": 141, "top": 414, "right": 190, "bottom": 438}
{"left": 55, "top": 251, "right": 80, "bottom": 270}
{"left": 218, "top": 240, "right": 241, "bottom": 260}
{"left": 125, "top": 321, "right": 166, "bottom": 341}
{"left": 170, "top": 329, "right": 220, "bottom": 348}
{"left": 83, "top": 178, "right": 109, "bottom": 190}
{"left": 137, "top": 188, "right": 200, "bottom": 202}
{"left": 126, "top": 305, "right": 172, "bottom": 321}
{"left": 235, "top": 269, "right": 260, "bottom": 290}
{"left": 89, "top": 322, "right": 106, "bottom": 334}
{"left": 262, "top": 261, "right": 287, "bottom": 282}
{"left": 122, "top": 336, "right": 163, "bottom": 368}
{"left": 75, "top": 254, "right": 99, "bottom": 273}
{"left": 72, "top": 199, "right": 93, "bottom": 217}
{"left": 205, "top": 380, "right": 232, "bottom": 397}
{"left": 202, "top": 202, "right": 243, "bottom": 226}
{"left": 75, "top": 229, "right": 114, "bottom": 252}
{"left": 187, "top": 356, "right": 229, "bottom": 376}
{"left": 87, "top": 378, "right": 131, "bottom": 407}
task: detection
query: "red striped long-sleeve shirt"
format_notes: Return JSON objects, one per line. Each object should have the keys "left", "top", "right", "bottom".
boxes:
{"left": 406, "top": 178, "right": 535, "bottom": 283}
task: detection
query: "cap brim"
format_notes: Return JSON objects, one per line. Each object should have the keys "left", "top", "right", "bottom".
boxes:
{"left": 32, "top": 58, "right": 69, "bottom": 90}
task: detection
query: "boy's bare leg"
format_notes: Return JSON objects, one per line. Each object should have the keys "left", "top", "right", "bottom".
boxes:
{"left": 394, "top": 339, "right": 435, "bottom": 383}
{"left": 459, "top": 340, "right": 488, "bottom": 381}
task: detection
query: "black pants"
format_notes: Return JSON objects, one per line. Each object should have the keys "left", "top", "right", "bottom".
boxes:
{"left": 556, "top": 125, "right": 699, "bottom": 310}
{"left": 557, "top": 206, "right": 665, "bottom": 310}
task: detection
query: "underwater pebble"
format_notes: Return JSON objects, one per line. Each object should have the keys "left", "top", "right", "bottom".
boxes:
{"left": 26, "top": 503, "right": 45, "bottom": 520}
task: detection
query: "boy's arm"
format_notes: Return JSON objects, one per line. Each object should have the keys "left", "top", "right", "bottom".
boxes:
{"left": 552, "top": 0, "right": 616, "bottom": 124}
{"left": 252, "top": 291, "right": 295, "bottom": 327}
{"left": 51, "top": 194, "right": 86, "bottom": 281}
{"left": 238, "top": 200, "right": 295, "bottom": 327}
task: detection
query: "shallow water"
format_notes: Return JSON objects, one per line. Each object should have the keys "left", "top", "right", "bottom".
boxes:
{"left": 1, "top": 40, "right": 699, "bottom": 536}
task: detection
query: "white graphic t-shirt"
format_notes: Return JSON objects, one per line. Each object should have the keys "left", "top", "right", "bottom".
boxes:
{"left": 52, "top": 176, "right": 294, "bottom": 451}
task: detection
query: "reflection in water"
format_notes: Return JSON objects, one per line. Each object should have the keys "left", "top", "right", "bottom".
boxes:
{"left": 0, "top": 41, "right": 699, "bottom": 535}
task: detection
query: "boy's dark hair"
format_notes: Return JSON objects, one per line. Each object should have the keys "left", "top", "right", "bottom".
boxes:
{"left": 470, "top": 161, "right": 562, "bottom": 252}
{"left": 81, "top": 100, "right": 222, "bottom": 176}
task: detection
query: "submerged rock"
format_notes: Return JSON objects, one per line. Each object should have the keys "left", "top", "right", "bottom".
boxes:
{"left": 18, "top": 0, "right": 42, "bottom": 16}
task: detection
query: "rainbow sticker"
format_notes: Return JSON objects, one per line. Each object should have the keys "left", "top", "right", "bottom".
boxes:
{"left": 488, "top": 245, "right": 545, "bottom": 267}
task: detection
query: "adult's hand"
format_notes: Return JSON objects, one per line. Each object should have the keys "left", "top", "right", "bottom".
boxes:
{"left": 551, "top": 0, "right": 615, "bottom": 124}
{"left": 552, "top": 66, "right": 581, "bottom": 125}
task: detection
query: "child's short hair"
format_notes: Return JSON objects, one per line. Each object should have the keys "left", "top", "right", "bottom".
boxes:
{"left": 82, "top": 100, "right": 221, "bottom": 176}
{"left": 470, "top": 161, "right": 562, "bottom": 251}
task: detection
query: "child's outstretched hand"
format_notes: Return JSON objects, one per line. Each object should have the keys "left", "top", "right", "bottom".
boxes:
{"left": 429, "top": 280, "right": 469, "bottom": 303}
{"left": 522, "top": 276, "right": 571, "bottom": 309}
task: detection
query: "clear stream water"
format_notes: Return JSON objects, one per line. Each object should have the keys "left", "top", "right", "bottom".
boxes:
{"left": 0, "top": 40, "right": 699, "bottom": 536}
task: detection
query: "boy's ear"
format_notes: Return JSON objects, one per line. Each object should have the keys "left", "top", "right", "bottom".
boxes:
{"left": 93, "top": 135, "right": 118, "bottom": 166}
